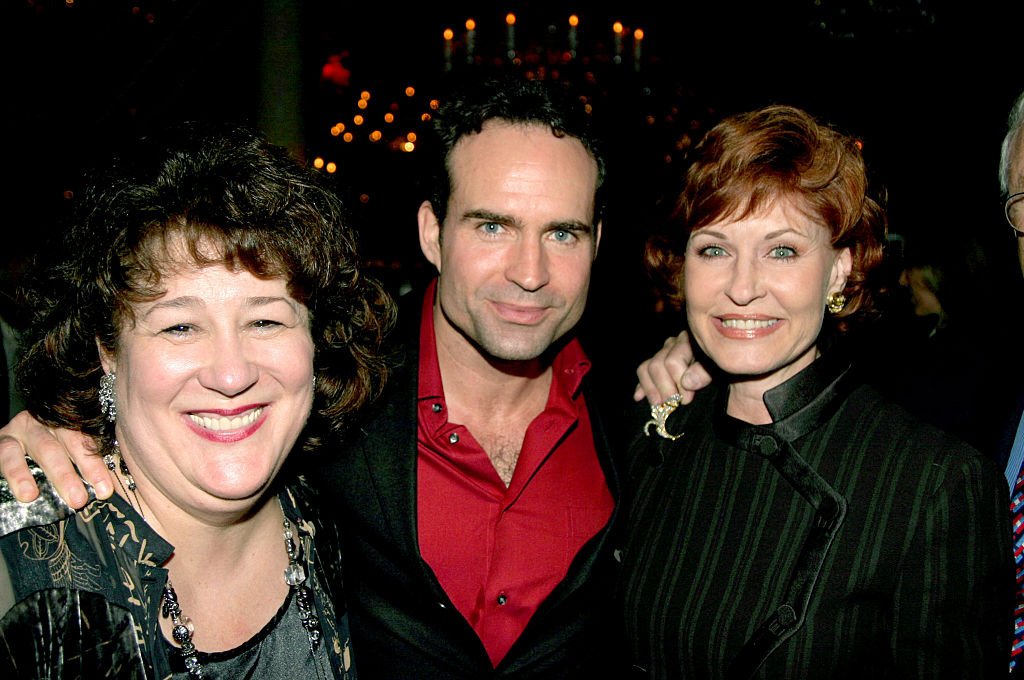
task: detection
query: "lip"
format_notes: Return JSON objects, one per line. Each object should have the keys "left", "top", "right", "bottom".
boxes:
{"left": 713, "top": 315, "right": 782, "bottom": 339}
{"left": 490, "top": 301, "right": 550, "bottom": 325}
{"left": 184, "top": 404, "right": 268, "bottom": 443}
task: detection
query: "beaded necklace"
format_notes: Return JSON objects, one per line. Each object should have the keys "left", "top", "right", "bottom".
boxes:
{"left": 105, "top": 448, "right": 323, "bottom": 679}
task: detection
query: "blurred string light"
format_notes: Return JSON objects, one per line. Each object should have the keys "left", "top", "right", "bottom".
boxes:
{"left": 311, "top": 12, "right": 670, "bottom": 172}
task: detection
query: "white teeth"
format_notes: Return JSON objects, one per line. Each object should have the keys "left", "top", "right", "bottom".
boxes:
{"left": 189, "top": 407, "right": 263, "bottom": 431}
{"left": 721, "top": 318, "right": 778, "bottom": 330}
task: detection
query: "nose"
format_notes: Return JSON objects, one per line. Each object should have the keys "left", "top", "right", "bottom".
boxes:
{"left": 505, "top": 237, "right": 550, "bottom": 292}
{"left": 197, "top": 333, "right": 259, "bottom": 397}
{"left": 724, "top": 256, "right": 765, "bottom": 306}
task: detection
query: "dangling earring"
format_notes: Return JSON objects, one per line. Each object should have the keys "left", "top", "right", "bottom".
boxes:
{"left": 826, "top": 291, "right": 847, "bottom": 315}
{"left": 98, "top": 373, "right": 117, "bottom": 422}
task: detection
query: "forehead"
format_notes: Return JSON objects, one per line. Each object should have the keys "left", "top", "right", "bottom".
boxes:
{"left": 698, "top": 197, "right": 827, "bottom": 238}
{"left": 447, "top": 121, "right": 598, "bottom": 214}
{"left": 139, "top": 265, "right": 293, "bottom": 305}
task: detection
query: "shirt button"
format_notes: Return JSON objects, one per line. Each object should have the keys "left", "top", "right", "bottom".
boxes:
{"left": 432, "top": 403, "right": 442, "bottom": 413}
{"left": 449, "top": 433, "right": 459, "bottom": 444}
{"left": 496, "top": 592, "right": 508, "bottom": 606}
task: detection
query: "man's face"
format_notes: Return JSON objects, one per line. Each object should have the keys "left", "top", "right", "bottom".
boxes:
{"left": 418, "top": 120, "right": 601, "bottom": 363}
{"left": 1011, "top": 135, "right": 1024, "bottom": 275}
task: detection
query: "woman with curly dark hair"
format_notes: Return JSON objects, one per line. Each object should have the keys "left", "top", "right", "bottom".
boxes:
{"left": 0, "top": 121, "right": 393, "bottom": 678}
{"left": 618, "top": 105, "right": 1012, "bottom": 678}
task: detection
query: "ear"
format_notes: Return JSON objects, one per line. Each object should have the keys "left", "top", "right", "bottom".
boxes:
{"left": 96, "top": 338, "right": 116, "bottom": 375}
{"left": 417, "top": 200, "right": 442, "bottom": 271}
{"left": 593, "top": 219, "right": 603, "bottom": 257}
{"left": 829, "top": 247, "right": 853, "bottom": 294}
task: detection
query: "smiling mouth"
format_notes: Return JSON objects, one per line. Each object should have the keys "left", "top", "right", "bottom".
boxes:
{"left": 720, "top": 318, "right": 778, "bottom": 330}
{"left": 188, "top": 407, "right": 264, "bottom": 431}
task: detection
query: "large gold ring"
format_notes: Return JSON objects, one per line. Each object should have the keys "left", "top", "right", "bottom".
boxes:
{"left": 643, "top": 394, "right": 685, "bottom": 441}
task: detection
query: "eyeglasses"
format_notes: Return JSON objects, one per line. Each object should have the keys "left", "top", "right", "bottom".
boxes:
{"left": 1007, "top": 191, "right": 1024, "bottom": 236}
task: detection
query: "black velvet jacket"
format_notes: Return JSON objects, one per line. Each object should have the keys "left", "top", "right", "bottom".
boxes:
{"left": 617, "top": 351, "right": 1014, "bottom": 679}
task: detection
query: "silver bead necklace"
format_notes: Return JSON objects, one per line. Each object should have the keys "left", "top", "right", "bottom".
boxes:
{"left": 105, "top": 447, "right": 323, "bottom": 679}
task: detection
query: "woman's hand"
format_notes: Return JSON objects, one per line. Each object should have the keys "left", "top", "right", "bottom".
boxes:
{"left": 633, "top": 330, "right": 713, "bottom": 405}
{"left": 0, "top": 411, "right": 110, "bottom": 507}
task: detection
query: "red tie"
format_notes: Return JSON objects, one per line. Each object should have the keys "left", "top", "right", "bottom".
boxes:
{"left": 1011, "top": 467, "right": 1024, "bottom": 670}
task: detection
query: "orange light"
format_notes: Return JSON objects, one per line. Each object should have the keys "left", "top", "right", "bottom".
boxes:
{"left": 330, "top": 126, "right": 341, "bottom": 137}
{"left": 443, "top": 28, "right": 454, "bottom": 40}
{"left": 405, "top": 86, "right": 415, "bottom": 97}
{"left": 506, "top": 13, "right": 515, "bottom": 26}
{"left": 569, "top": 15, "right": 579, "bottom": 27}
{"left": 384, "top": 113, "right": 395, "bottom": 123}
{"left": 429, "top": 99, "right": 440, "bottom": 110}
{"left": 613, "top": 21, "right": 623, "bottom": 34}
{"left": 359, "top": 193, "right": 370, "bottom": 204}
{"left": 466, "top": 18, "right": 476, "bottom": 31}
{"left": 421, "top": 113, "right": 432, "bottom": 122}
{"left": 357, "top": 99, "right": 368, "bottom": 110}
{"left": 403, "top": 141, "right": 415, "bottom": 153}
{"left": 360, "top": 91, "right": 371, "bottom": 100}
{"left": 634, "top": 28, "right": 644, "bottom": 40}
{"left": 406, "top": 132, "right": 417, "bottom": 142}
{"left": 343, "top": 132, "right": 354, "bottom": 142}
{"left": 353, "top": 115, "right": 364, "bottom": 125}
{"left": 313, "top": 157, "right": 325, "bottom": 169}
{"left": 326, "top": 162, "right": 337, "bottom": 174}
{"left": 855, "top": 139, "right": 863, "bottom": 150}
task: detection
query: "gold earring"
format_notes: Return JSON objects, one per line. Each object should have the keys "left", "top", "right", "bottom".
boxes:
{"left": 826, "top": 291, "right": 846, "bottom": 314}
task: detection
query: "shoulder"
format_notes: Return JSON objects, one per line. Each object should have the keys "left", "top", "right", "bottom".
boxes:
{"left": 837, "top": 384, "right": 1004, "bottom": 497}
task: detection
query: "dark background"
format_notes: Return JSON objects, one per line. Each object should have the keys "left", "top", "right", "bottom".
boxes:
{"left": 3, "top": 0, "right": 1023, "bottom": 374}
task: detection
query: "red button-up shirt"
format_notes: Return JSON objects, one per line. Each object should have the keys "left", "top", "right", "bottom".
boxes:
{"left": 416, "top": 281, "right": 614, "bottom": 667}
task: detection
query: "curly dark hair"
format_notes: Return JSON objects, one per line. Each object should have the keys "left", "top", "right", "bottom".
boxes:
{"left": 427, "top": 76, "right": 607, "bottom": 227}
{"left": 16, "top": 121, "right": 395, "bottom": 455}
{"left": 646, "top": 104, "right": 886, "bottom": 332}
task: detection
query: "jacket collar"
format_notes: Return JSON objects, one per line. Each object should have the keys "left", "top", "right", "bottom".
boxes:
{"left": 715, "top": 348, "right": 859, "bottom": 450}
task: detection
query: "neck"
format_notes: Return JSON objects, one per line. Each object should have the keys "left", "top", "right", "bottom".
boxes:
{"left": 432, "top": 310, "right": 554, "bottom": 423}
{"left": 111, "top": 465, "right": 283, "bottom": 576}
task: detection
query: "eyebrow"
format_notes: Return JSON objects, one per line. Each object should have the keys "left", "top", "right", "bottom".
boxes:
{"left": 141, "top": 295, "right": 298, "bottom": 319}
{"left": 692, "top": 227, "right": 807, "bottom": 240}
{"left": 461, "top": 209, "right": 594, "bottom": 234}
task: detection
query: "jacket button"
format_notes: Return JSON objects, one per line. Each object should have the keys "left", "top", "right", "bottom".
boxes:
{"left": 753, "top": 434, "right": 779, "bottom": 457}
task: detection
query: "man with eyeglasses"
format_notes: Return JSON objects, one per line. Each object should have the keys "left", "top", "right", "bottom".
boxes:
{"left": 998, "top": 87, "right": 1024, "bottom": 676}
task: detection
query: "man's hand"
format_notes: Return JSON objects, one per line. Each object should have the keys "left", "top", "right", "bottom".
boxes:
{"left": 633, "top": 330, "right": 712, "bottom": 405}
{"left": 0, "top": 411, "right": 111, "bottom": 508}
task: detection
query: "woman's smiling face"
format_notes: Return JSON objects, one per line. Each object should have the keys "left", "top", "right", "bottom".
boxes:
{"left": 101, "top": 261, "right": 314, "bottom": 518}
{"left": 683, "top": 199, "right": 851, "bottom": 392}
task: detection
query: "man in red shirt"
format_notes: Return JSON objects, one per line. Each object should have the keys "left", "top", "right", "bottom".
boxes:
{"left": 0, "top": 77, "right": 624, "bottom": 677}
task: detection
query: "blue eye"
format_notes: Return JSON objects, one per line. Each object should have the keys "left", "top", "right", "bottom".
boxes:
{"left": 699, "top": 245, "right": 727, "bottom": 258}
{"left": 479, "top": 222, "right": 503, "bottom": 234}
{"left": 551, "top": 229, "right": 577, "bottom": 243}
{"left": 770, "top": 245, "right": 797, "bottom": 258}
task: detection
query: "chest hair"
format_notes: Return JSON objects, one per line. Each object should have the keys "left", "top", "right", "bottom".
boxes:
{"left": 474, "top": 428, "right": 525, "bottom": 487}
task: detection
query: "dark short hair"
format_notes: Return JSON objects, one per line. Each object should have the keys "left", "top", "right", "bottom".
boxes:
{"left": 16, "top": 121, "right": 395, "bottom": 455}
{"left": 646, "top": 104, "right": 886, "bottom": 330}
{"left": 427, "top": 76, "right": 606, "bottom": 226}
